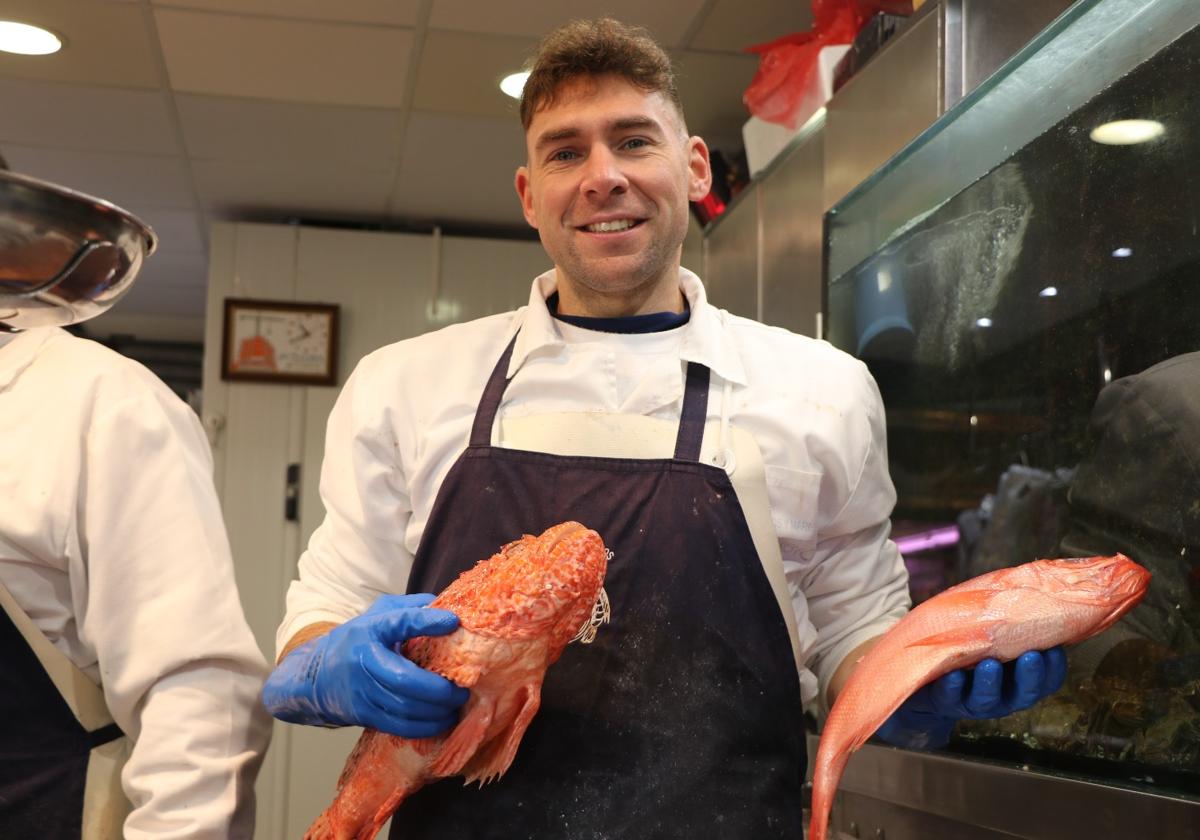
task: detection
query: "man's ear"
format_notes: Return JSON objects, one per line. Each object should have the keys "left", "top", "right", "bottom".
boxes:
{"left": 685, "top": 137, "right": 713, "bottom": 203}
{"left": 514, "top": 166, "right": 538, "bottom": 229}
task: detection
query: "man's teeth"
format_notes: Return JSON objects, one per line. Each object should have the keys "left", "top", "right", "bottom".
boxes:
{"left": 585, "top": 219, "right": 636, "bottom": 233}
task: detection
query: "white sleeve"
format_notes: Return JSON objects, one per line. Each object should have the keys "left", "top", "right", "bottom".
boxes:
{"left": 791, "top": 363, "right": 910, "bottom": 711}
{"left": 80, "top": 374, "right": 272, "bottom": 840}
{"left": 275, "top": 356, "right": 417, "bottom": 657}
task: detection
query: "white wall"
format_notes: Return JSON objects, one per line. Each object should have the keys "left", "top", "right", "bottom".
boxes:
{"left": 200, "top": 221, "right": 549, "bottom": 838}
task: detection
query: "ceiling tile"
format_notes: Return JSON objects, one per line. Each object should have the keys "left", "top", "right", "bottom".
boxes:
{"left": 192, "top": 157, "right": 394, "bottom": 220}
{"left": 154, "top": 8, "right": 412, "bottom": 108}
{"left": 390, "top": 111, "right": 528, "bottom": 227}
{"left": 123, "top": 207, "right": 208, "bottom": 256}
{"left": 176, "top": 94, "right": 402, "bottom": 164}
{"left": 3, "top": 145, "right": 195, "bottom": 210}
{"left": 149, "top": 0, "right": 420, "bottom": 27}
{"left": 135, "top": 252, "right": 210, "bottom": 289}
{"left": 0, "top": 80, "right": 176, "bottom": 156}
{"left": 688, "top": 0, "right": 813, "bottom": 53}
{"left": 671, "top": 49, "right": 759, "bottom": 153}
{"left": 428, "top": 0, "right": 708, "bottom": 49}
{"left": 412, "top": 30, "right": 532, "bottom": 120}
{"left": 116, "top": 270, "right": 210, "bottom": 318}
{"left": 0, "top": 0, "right": 159, "bottom": 89}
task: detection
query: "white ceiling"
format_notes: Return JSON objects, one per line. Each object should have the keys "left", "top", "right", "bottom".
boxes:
{"left": 0, "top": 0, "right": 812, "bottom": 323}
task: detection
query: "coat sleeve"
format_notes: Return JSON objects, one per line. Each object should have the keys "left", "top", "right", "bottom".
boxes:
{"left": 275, "top": 351, "right": 420, "bottom": 658}
{"left": 785, "top": 360, "right": 911, "bottom": 714}
{"left": 80, "top": 368, "right": 272, "bottom": 840}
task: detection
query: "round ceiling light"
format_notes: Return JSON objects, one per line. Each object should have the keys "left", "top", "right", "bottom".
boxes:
{"left": 500, "top": 71, "right": 529, "bottom": 100}
{"left": 0, "top": 21, "right": 63, "bottom": 56}
{"left": 1089, "top": 119, "right": 1165, "bottom": 146}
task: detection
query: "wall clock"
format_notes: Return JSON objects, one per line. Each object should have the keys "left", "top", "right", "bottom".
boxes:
{"left": 221, "top": 298, "right": 339, "bottom": 386}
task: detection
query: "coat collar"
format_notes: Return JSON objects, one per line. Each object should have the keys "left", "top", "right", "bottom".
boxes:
{"left": 507, "top": 268, "right": 748, "bottom": 386}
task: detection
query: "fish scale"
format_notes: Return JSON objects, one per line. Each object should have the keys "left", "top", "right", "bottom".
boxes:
{"left": 305, "top": 521, "right": 609, "bottom": 840}
{"left": 808, "top": 553, "right": 1150, "bottom": 840}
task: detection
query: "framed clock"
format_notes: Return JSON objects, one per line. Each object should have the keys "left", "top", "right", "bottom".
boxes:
{"left": 221, "top": 298, "right": 339, "bottom": 386}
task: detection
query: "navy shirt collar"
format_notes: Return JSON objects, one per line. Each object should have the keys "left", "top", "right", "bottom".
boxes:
{"left": 546, "top": 291, "right": 691, "bottom": 334}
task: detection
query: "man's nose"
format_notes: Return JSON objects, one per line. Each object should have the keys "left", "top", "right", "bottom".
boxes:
{"left": 580, "top": 146, "right": 628, "bottom": 198}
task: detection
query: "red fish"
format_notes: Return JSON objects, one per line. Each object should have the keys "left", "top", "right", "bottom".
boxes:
{"left": 809, "top": 554, "right": 1150, "bottom": 840}
{"left": 305, "top": 521, "right": 610, "bottom": 840}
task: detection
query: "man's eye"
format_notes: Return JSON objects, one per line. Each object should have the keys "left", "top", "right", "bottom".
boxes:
{"left": 622, "top": 138, "right": 649, "bottom": 150}
{"left": 550, "top": 149, "right": 577, "bottom": 162}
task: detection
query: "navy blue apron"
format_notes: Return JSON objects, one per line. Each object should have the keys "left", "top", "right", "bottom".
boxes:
{"left": 392, "top": 332, "right": 807, "bottom": 839}
{"left": 0, "top": 602, "right": 123, "bottom": 836}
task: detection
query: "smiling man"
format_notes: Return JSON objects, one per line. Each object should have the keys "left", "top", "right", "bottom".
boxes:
{"left": 264, "top": 18, "right": 1067, "bottom": 839}
{"left": 514, "top": 69, "right": 710, "bottom": 316}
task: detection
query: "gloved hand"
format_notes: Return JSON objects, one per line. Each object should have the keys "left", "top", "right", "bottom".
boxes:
{"left": 874, "top": 646, "right": 1068, "bottom": 750}
{"left": 263, "top": 594, "right": 470, "bottom": 738}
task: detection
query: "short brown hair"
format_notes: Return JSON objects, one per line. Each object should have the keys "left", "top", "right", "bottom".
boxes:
{"left": 519, "top": 18, "right": 684, "bottom": 130}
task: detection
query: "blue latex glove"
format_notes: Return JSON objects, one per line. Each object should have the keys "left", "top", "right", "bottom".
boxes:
{"left": 874, "top": 646, "right": 1068, "bottom": 750}
{"left": 263, "top": 594, "right": 470, "bottom": 738}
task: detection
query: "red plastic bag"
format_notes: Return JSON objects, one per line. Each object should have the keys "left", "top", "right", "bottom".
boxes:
{"left": 744, "top": 0, "right": 914, "bottom": 129}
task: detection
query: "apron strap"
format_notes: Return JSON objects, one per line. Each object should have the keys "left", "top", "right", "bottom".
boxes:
{"left": 469, "top": 333, "right": 519, "bottom": 447}
{"left": 673, "top": 362, "right": 710, "bottom": 462}
{"left": 469, "top": 331, "right": 713, "bottom": 463}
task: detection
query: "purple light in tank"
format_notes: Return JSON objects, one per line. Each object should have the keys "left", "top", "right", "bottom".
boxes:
{"left": 895, "top": 525, "right": 960, "bottom": 556}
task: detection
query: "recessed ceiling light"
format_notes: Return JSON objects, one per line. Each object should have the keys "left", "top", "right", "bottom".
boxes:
{"left": 1112, "top": 246, "right": 1133, "bottom": 258}
{"left": 1089, "top": 119, "right": 1165, "bottom": 145}
{"left": 500, "top": 71, "right": 529, "bottom": 100}
{"left": 0, "top": 21, "right": 63, "bottom": 56}
{"left": 1039, "top": 286, "right": 1058, "bottom": 298}
{"left": 975, "top": 317, "right": 993, "bottom": 328}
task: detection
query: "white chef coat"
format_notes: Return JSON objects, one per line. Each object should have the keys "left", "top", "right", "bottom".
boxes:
{"left": 0, "top": 327, "right": 272, "bottom": 839}
{"left": 279, "top": 268, "right": 910, "bottom": 707}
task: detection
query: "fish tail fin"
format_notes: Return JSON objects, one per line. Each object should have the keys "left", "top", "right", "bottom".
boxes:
{"left": 808, "top": 745, "right": 851, "bottom": 840}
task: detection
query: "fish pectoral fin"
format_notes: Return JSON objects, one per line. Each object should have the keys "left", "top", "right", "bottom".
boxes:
{"left": 462, "top": 682, "right": 542, "bottom": 786}
{"left": 907, "top": 621, "right": 1002, "bottom": 649}
{"left": 430, "top": 696, "right": 496, "bottom": 778}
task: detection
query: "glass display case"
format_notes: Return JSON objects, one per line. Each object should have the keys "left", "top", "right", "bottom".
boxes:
{"left": 823, "top": 0, "right": 1200, "bottom": 833}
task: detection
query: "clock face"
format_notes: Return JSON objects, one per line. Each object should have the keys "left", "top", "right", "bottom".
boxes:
{"left": 224, "top": 301, "right": 337, "bottom": 383}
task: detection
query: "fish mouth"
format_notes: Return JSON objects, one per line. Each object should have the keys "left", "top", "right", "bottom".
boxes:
{"left": 570, "top": 587, "right": 611, "bottom": 645}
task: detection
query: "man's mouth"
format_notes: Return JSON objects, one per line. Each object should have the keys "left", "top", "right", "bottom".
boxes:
{"left": 580, "top": 219, "right": 642, "bottom": 233}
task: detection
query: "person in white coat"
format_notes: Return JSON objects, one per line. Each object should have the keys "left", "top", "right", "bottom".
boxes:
{"left": 0, "top": 161, "right": 271, "bottom": 839}
{"left": 262, "top": 19, "right": 1065, "bottom": 838}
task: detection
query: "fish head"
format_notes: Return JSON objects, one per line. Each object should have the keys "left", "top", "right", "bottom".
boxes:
{"left": 523, "top": 521, "right": 609, "bottom": 644}
{"left": 1026, "top": 554, "right": 1150, "bottom": 634}
{"left": 451, "top": 521, "right": 609, "bottom": 646}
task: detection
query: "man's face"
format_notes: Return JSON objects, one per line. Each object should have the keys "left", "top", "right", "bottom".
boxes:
{"left": 515, "top": 74, "right": 712, "bottom": 315}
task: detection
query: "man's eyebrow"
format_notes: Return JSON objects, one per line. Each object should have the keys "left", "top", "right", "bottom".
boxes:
{"left": 534, "top": 116, "right": 666, "bottom": 150}
{"left": 534, "top": 127, "right": 580, "bottom": 150}
{"left": 611, "top": 117, "right": 660, "bottom": 132}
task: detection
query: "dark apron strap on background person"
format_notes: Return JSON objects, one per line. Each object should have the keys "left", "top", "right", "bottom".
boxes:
{"left": 0, "top": 581, "right": 130, "bottom": 839}
{"left": 393, "top": 332, "right": 808, "bottom": 839}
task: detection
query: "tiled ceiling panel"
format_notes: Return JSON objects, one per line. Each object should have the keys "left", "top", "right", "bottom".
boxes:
{"left": 0, "top": 0, "right": 160, "bottom": 89}
{"left": 0, "top": 80, "right": 177, "bottom": 156}
{"left": 149, "top": 0, "right": 421, "bottom": 27}
{"left": 428, "top": 0, "right": 708, "bottom": 49}
{"left": 124, "top": 206, "right": 208, "bottom": 256}
{"left": 4, "top": 145, "right": 195, "bottom": 211}
{"left": 390, "top": 111, "right": 529, "bottom": 227}
{"left": 412, "top": 30, "right": 533, "bottom": 120}
{"left": 689, "top": 0, "right": 814, "bottom": 53}
{"left": 191, "top": 156, "right": 396, "bottom": 220}
{"left": 176, "top": 95, "right": 402, "bottom": 164}
{"left": 154, "top": 8, "right": 413, "bottom": 107}
{"left": 117, "top": 267, "right": 210, "bottom": 317}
